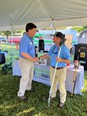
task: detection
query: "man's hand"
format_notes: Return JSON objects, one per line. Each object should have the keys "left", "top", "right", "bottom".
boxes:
{"left": 40, "top": 54, "right": 49, "bottom": 59}
{"left": 56, "top": 58, "right": 63, "bottom": 62}
{"left": 33, "top": 57, "right": 38, "bottom": 62}
{"left": 56, "top": 57, "right": 70, "bottom": 64}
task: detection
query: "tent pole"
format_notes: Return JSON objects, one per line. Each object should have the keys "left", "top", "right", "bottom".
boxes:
{"left": 50, "top": 16, "right": 56, "bottom": 34}
{"left": 52, "top": 19, "right": 56, "bottom": 33}
{"left": 10, "top": 25, "right": 14, "bottom": 65}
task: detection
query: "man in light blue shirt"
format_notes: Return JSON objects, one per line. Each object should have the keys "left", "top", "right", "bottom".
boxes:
{"left": 19, "top": 33, "right": 35, "bottom": 58}
{"left": 40, "top": 32, "right": 71, "bottom": 108}
{"left": 17, "top": 23, "right": 38, "bottom": 101}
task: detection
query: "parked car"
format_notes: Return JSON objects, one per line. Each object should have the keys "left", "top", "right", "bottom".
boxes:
{"left": 0, "top": 37, "right": 6, "bottom": 42}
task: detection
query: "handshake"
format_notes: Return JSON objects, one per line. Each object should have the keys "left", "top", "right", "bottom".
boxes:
{"left": 33, "top": 56, "right": 43, "bottom": 63}
{"left": 38, "top": 56, "right": 47, "bottom": 64}
{"left": 38, "top": 56, "right": 43, "bottom": 64}
{"left": 36, "top": 54, "right": 48, "bottom": 64}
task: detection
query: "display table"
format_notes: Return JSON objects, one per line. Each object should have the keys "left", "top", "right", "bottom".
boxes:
{"left": 13, "top": 60, "right": 84, "bottom": 95}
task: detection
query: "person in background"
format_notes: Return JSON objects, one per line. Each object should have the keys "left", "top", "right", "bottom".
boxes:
{"left": 40, "top": 32, "right": 71, "bottom": 108}
{"left": 16, "top": 32, "right": 26, "bottom": 50}
{"left": 17, "top": 23, "right": 38, "bottom": 101}
{"left": 16, "top": 43, "right": 19, "bottom": 50}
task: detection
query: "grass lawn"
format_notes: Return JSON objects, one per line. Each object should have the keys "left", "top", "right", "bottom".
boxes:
{"left": 0, "top": 43, "right": 87, "bottom": 116}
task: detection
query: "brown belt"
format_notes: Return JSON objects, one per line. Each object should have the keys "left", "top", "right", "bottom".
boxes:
{"left": 52, "top": 66, "right": 64, "bottom": 70}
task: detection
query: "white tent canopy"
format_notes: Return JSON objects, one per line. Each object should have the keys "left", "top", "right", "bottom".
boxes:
{"left": 0, "top": 0, "right": 87, "bottom": 30}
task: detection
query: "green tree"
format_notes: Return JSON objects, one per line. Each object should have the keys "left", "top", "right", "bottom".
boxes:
{"left": 0, "top": 31, "right": 11, "bottom": 39}
{"left": 71, "top": 26, "right": 87, "bottom": 32}
{"left": 0, "top": 30, "right": 24, "bottom": 40}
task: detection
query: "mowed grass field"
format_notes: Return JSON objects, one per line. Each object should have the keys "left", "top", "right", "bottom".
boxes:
{"left": 0, "top": 43, "right": 87, "bottom": 116}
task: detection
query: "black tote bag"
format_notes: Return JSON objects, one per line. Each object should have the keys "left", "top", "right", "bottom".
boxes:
{"left": 0, "top": 53, "right": 6, "bottom": 64}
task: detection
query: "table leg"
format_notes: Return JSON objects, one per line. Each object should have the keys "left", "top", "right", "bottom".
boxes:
{"left": 71, "top": 68, "right": 77, "bottom": 96}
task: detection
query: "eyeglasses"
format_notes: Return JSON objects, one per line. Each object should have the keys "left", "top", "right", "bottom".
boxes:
{"left": 52, "top": 46, "right": 58, "bottom": 54}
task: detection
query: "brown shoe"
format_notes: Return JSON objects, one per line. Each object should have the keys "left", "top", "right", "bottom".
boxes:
{"left": 18, "top": 96, "right": 28, "bottom": 101}
{"left": 50, "top": 96, "right": 56, "bottom": 99}
{"left": 26, "top": 88, "right": 35, "bottom": 92}
{"left": 29, "top": 88, "right": 35, "bottom": 92}
{"left": 58, "top": 102, "right": 64, "bottom": 108}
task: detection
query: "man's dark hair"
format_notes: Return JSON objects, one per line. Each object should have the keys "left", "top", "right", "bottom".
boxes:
{"left": 26, "top": 23, "right": 37, "bottom": 32}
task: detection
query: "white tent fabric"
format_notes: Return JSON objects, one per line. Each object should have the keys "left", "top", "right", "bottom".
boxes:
{"left": 0, "top": 0, "right": 87, "bottom": 30}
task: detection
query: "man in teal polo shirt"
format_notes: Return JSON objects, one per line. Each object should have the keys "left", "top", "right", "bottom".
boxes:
{"left": 40, "top": 32, "right": 71, "bottom": 108}
{"left": 17, "top": 23, "right": 38, "bottom": 101}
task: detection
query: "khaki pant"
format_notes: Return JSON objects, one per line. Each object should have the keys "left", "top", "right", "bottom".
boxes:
{"left": 50, "top": 67, "right": 67, "bottom": 103}
{"left": 17, "top": 58, "right": 34, "bottom": 97}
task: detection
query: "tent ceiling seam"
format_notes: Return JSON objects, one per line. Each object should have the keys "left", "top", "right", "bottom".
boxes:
{"left": 39, "top": 0, "right": 54, "bottom": 21}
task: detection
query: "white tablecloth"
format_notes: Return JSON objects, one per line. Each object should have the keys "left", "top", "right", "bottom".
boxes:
{"left": 13, "top": 60, "right": 84, "bottom": 95}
